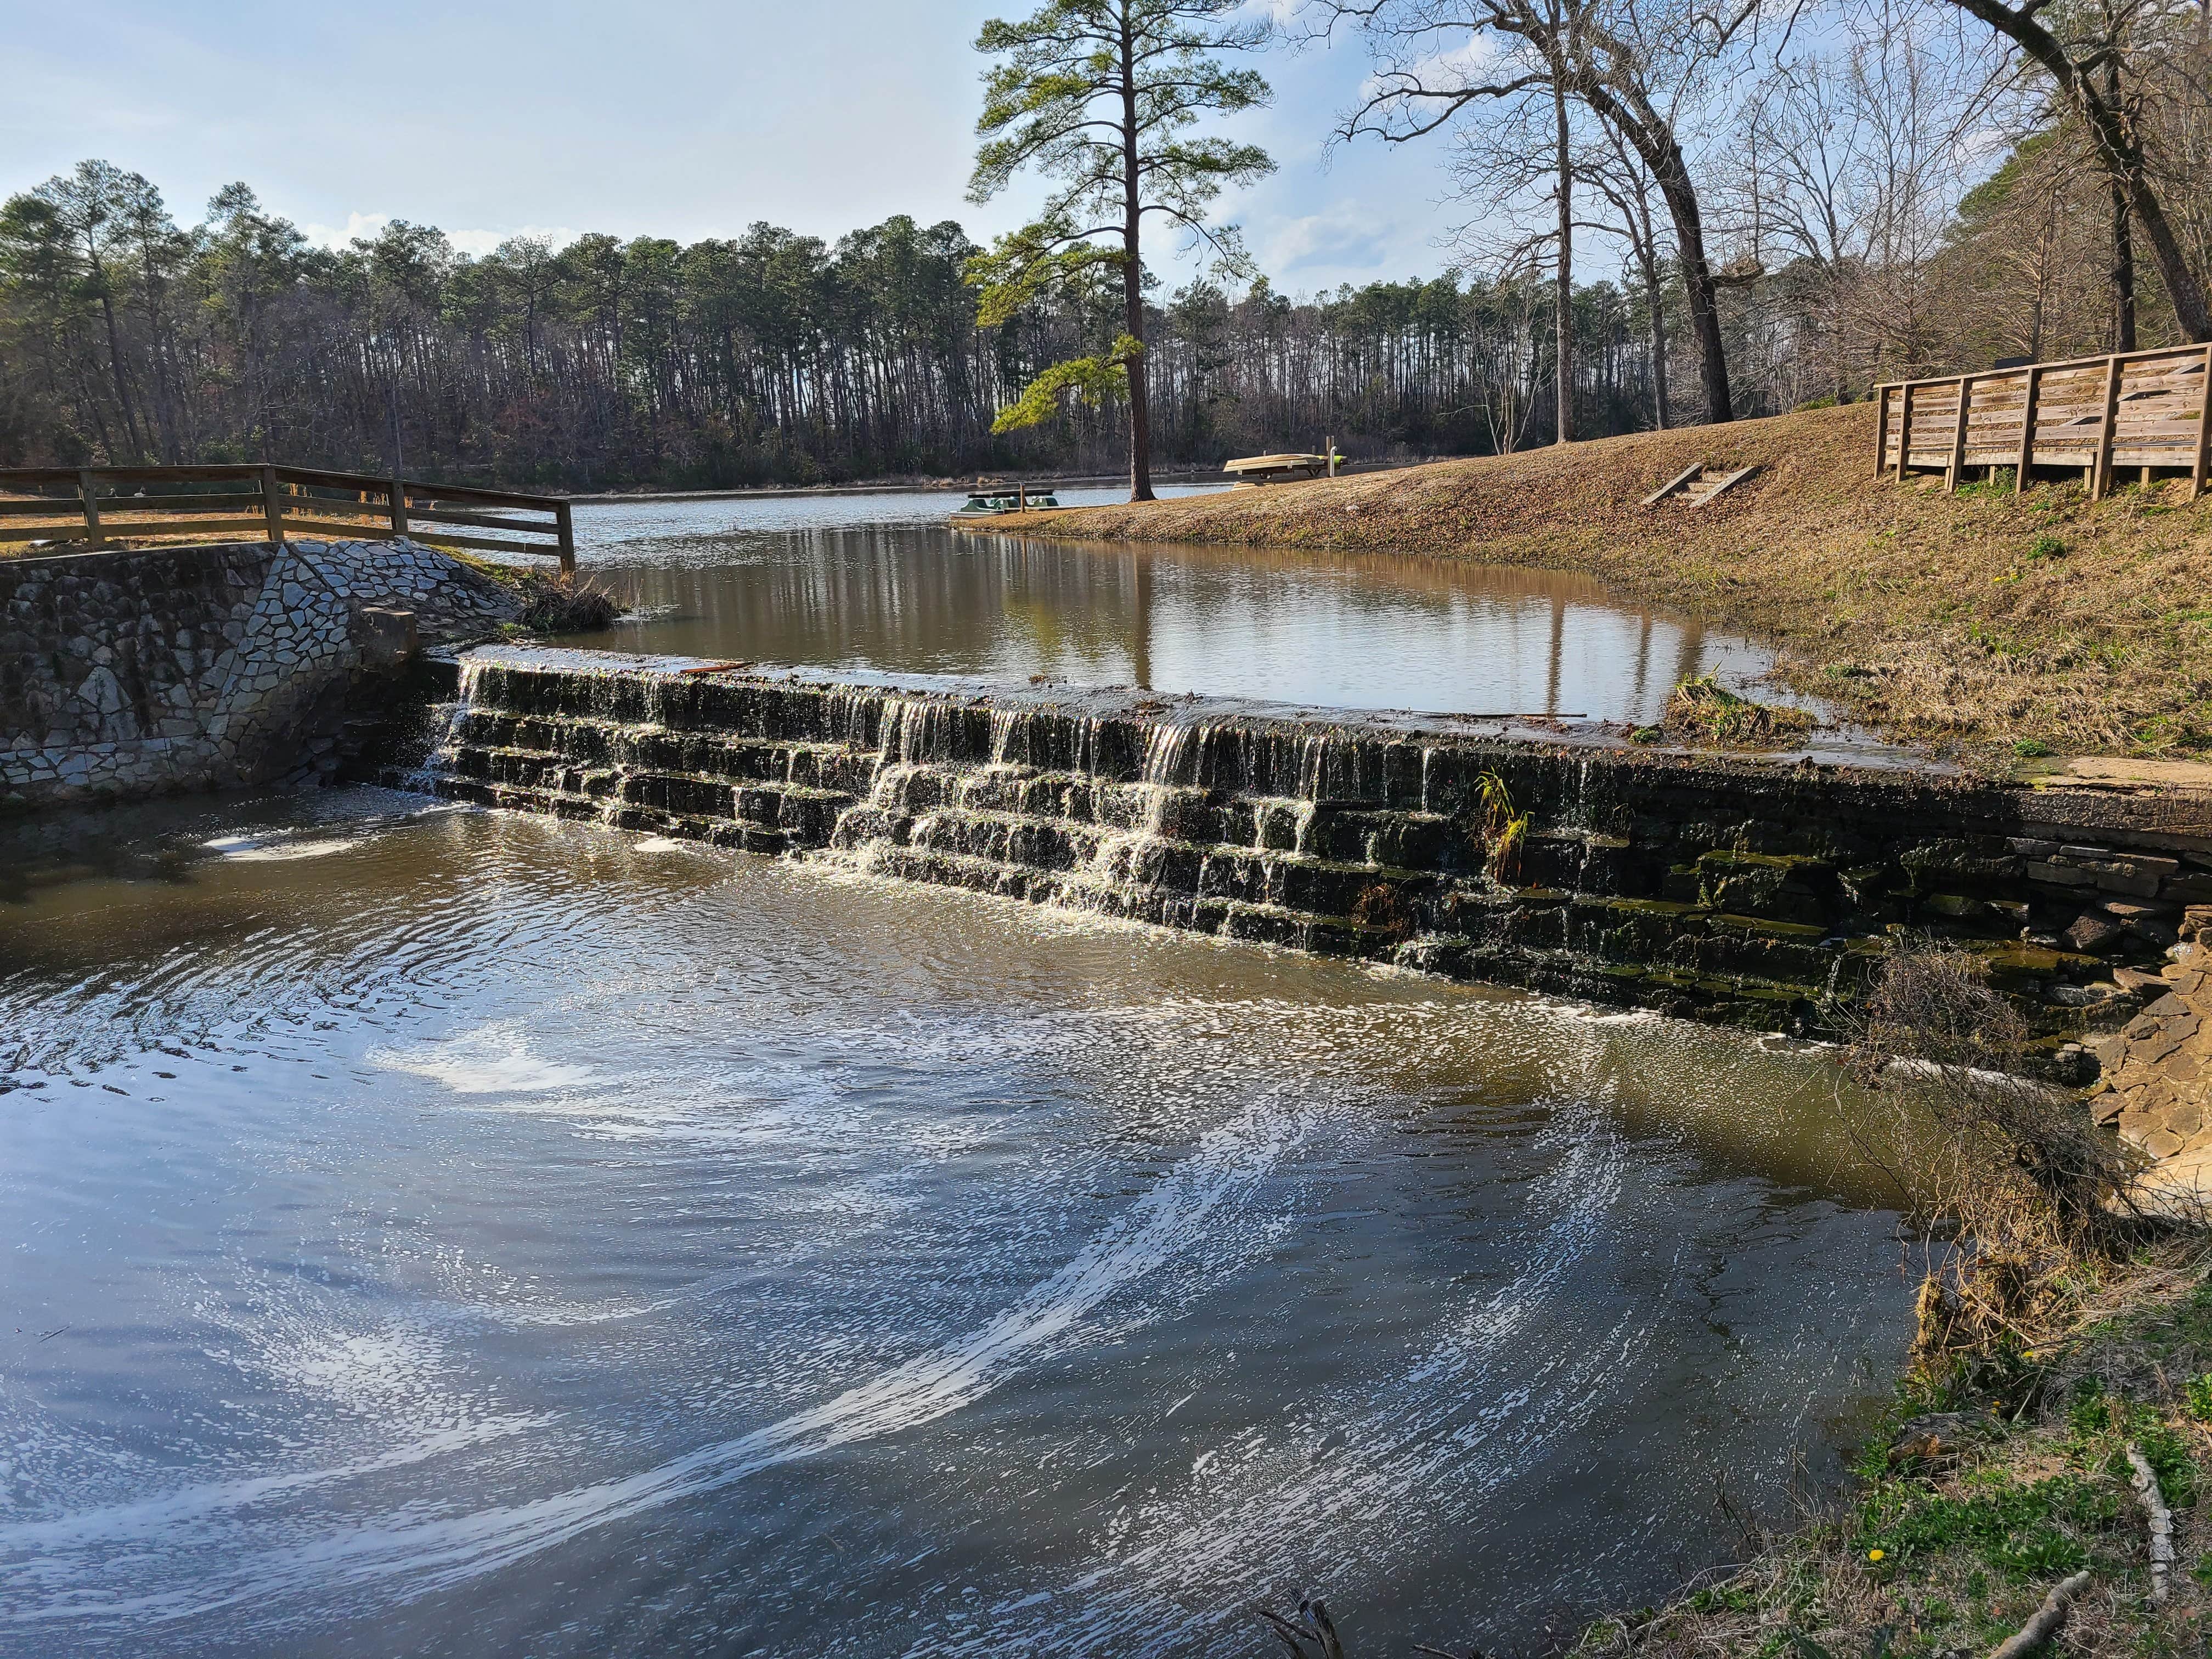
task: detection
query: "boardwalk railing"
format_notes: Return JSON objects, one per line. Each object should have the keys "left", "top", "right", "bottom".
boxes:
{"left": 1875, "top": 343, "right": 2212, "bottom": 500}
{"left": 0, "top": 464, "right": 575, "bottom": 572}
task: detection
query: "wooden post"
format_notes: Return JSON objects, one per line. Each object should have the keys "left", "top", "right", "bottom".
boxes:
{"left": 259, "top": 465, "right": 286, "bottom": 546}
{"left": 1873, "top": 387, "right": 1891, "bottom": 477}
{"left": 2093, "top": 353, "right": 2122, "bottom": 500}
{"left": 1946, "top": 376, "right": 1973, "bottom": 491}
{"left": 77, "top": 469, "right": 104, "bottom": 548}
{"left": 389, "top": 476, "right": 410, "bottom": 539}
{"left": 554, "top": 500, "right": 575, "bottom": 574}
{"left": 2194, "top": 343, "right": 2212, "bottom": 501}
{"left": 1896, "top": 383, "right": 1915, "bottom": 482}
{"left": 2015, "top": 364, "right": 2040, "bottom": 495}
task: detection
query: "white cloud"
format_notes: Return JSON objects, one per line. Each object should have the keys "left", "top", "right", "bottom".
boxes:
{"left": 302, "top": 211, "right": 392, "bottom": 249}
{"left": 1263, "top": 204, "right": 1395, "bottom": 275}
{"left": 1362, "top": 31, "right": 1512, "bottom": 101}
{"left": 301, "top": 212, "right": 581, "bottom": 258}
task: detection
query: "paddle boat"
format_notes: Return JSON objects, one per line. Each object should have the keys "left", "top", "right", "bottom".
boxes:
{"left": 952, "top": 484, "right": 1060, "bottom": 517}
{"left": 1223, "top": 448, "right": 1343, "bottom": 485}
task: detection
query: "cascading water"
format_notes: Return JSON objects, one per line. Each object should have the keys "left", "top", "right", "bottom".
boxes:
{"left": 399, "top": 648, "right": 1942, "bottom": 1036}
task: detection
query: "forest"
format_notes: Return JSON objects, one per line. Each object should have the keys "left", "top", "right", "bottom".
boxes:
{"left": 2, "top": 0, "right": 2209, "bottom": 490}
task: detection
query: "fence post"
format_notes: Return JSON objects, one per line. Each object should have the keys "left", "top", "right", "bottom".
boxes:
{"left": 1873, "top": 387, "right": 1890, "bottom": 477}
{"left": 2196, "top": 345, "right": 2212, "bottom": 502}
{"left": 389, "top": 476, "right": 411, "bottom": 540}
{"left": 1946, "top": 376, "right": 1972, "bottom": 492}
{"left": 2015, "top": 364, "right": 2041, "bottom": 495}
{"left": 2093, "top": 354, "right": 2122, "bottom": 500}
{"left": 259, "top": 465, "right": 286, "bottom": 547}
{"left": 555, "top": 501, "right": 575, "bottom": 574}
{"left": 1895, "top": 383, "right": 1915, "bottom": 482}
{"left": 77, "top": 469, "right": 103, "bottom": 548}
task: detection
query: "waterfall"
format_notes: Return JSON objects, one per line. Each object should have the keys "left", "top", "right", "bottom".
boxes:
{"left": 393, "top": 650, "right": 1929, "bottom": 1044}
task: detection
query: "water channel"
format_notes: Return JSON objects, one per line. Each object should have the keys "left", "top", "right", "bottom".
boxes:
{"left": 0, "top": 492, "right": 1920, "bottom": 1657}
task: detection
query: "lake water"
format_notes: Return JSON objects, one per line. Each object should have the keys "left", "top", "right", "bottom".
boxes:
{"left": 558, "top": 490, "right": 1829, "bottom": 729}
{"left": 0, "top": 492, "right": 1919, "bottom": 1657}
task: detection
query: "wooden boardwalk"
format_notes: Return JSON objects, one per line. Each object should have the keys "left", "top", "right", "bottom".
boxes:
{"left": 0, "top": 464, "right": 576, "bottom": 569}
{"left": 1875, "top": 342, "right": 2212, "bottom": 500}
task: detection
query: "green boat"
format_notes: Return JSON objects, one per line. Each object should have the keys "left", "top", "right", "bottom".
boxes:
{"left": 952, "top": 487, "right": 1060, "bottom": 517}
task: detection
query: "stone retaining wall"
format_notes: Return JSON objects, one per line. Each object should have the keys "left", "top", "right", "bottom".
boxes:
{"left": 2, "top": 537, "right": 518, "bottom": 811}
{"left": 410, "top": 648, "right": 2212, "bottom": 1156}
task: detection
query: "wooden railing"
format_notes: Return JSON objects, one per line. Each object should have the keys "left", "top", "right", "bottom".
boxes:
{"left": 0, "top": 464, "right": 575, "bottom": 571}
{"left": 1875, "top": 343, "right": 2212, "bottom": 500}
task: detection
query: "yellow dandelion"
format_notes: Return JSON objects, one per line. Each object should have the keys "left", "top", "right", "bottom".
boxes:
{"left": 1868, "top": 1549, "right": 1886, "bottom": 1562}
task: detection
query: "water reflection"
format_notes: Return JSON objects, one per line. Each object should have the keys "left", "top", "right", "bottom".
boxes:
{"left": 563, "top": 503, "right": 1816, "bottom": 726}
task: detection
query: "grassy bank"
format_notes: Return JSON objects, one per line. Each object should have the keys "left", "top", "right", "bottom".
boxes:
{"left": 1568, "top": 1245, "right": 2212, "bottom": 1659}
{"left": 1011, "top": 407, "right": 2212, "bottom": 766}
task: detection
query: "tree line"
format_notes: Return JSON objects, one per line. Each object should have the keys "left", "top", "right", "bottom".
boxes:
{"left": 4, "top": 0, "right": 2210, "bottom": 492}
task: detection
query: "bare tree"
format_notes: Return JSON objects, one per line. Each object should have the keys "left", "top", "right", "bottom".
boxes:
{"left": 1312, "top": 0, "right": 1758, "bottom": 425}
{"left": 1941, "top": 0, "right": 2212, "bottom": 341}
{"left": 1723, "top": 0, "right": 2013, "bottom": 391}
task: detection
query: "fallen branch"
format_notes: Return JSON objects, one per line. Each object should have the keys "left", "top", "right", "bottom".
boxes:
{"left": 1257, "top": 1599, "right": 1346, "bottom": 1659}
{"left": 1987, "top": 1570, "right": 2094, "bottom": 1659}
{"left": 2127, "top": 1444, "right": 2176, "bottom": 1604}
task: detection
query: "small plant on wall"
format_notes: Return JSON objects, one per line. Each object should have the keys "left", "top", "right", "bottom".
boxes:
{"left": 1476, "top": 770, "right": 1529, "bottom": 883}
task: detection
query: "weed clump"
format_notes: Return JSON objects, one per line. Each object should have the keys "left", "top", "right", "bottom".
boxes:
{"left": 1474, "top": 770, "right": 1530, "bottom": 882}
{"left": 516, "top": 571, "right": 622, "bottom": 633}
{"left": 1664, "top": 675, "right": 1816, "bottom": 746}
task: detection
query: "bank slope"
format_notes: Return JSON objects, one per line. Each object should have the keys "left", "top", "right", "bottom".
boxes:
{"left": 1003, "top": 405, "right": 2212, "bottom": 765}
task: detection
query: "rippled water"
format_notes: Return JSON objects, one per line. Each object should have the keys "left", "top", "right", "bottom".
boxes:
{"left": 0, "top": 787, "right": 1918, "bottom": 1657}
{"left": 558, "top": 492, "right": 1821, "bottom": 726}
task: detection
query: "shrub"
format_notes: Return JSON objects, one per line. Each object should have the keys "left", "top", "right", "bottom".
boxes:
{"left": 2011, "top": 738, "right": 2052, "bottom": 759}
{"left": 517, "top": 571, "right": 622, "bottom": 633}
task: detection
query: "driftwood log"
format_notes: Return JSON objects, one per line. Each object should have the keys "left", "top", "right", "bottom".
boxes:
{"left": 1987, "top": 1571, "right": 2094, "bottom": 1659}
{"left": 2126, "top": 1445, "right": 2176, "bottom": 1605}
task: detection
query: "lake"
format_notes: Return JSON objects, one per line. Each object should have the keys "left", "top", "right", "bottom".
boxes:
{"left": 556, "top": 488, "right": 1838, "bottom": 731}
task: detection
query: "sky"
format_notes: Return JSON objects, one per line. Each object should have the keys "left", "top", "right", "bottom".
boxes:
{"left": 0, "top": 0, "right": 1495, "bottom": 296}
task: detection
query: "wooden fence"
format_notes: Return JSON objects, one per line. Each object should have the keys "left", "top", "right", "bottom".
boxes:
{"left": 0, "top": 464, "right": 575, "bottom": 572}
{"left": 1874, "top": 342, "right": 2212, "bottom": 500}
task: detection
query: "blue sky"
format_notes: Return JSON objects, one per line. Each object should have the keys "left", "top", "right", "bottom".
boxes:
{"left": 2, "top": 0, "right": 1481, "bottom": 295}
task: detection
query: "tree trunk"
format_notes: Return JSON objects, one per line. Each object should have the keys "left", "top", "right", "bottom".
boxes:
{"left": 1554, "top": 80, "right": 1575, "bottom": 445}
{"left": 1119, "top": 3, "right": 1155, "bottom": 503}
{"left": 1644, "top": 257, "right": 1671, "bottom": 430}
{"left": 94, "top": 286, "right": 144, "bottom": 462}
{"left": 2107, "top": 60, "right": 2137, "bottom": 351}
{"left": 1583, "top": 83, "right": 1732, "bottom": 423}
{"left": 2112, "top": 173, "right": 2138, "bottom": 351}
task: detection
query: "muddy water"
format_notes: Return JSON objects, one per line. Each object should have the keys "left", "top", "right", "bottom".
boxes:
{"left": 559, "top": 493, "right": 1825, "bottom": 726}
{"left": 0, "top": 787, "right": 1918, "bottom": 1658}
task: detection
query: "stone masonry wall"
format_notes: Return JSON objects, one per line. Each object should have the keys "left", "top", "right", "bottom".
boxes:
{"left": 1, "top": 537, "right": 519, "bottom": 811}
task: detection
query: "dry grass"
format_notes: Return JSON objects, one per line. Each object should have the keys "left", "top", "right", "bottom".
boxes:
{"left": 1009, "top": 406, "right": 2212, "bottom": 766}
{"left": 514, "top": 569, "right": 621, "bottom": 633}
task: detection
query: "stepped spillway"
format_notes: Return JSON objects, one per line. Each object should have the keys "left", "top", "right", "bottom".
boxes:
{"left": 400, "top": 646, "right": 2212, "bottom": 1058}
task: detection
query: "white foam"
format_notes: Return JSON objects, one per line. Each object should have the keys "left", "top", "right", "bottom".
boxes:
{"left": 0, "top": 1092, "right": 1307, "bottom": 1626}
{"left": 205, "top": 836, "right": 363, "bottom": 862}
{"left": 372, "top": 1025, "right": 596, "bottom": 1096}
